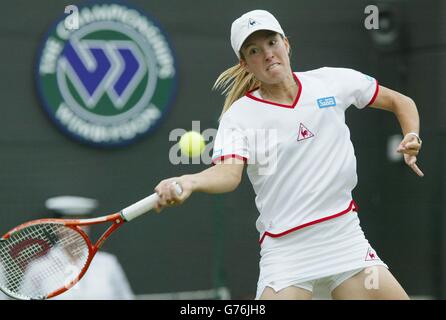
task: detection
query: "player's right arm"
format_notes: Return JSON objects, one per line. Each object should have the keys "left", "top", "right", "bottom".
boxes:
{"left": 154, "top": 158, "right": 245, "bottom": 211}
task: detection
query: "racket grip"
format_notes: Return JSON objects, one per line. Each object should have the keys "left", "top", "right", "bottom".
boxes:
{"left": 121, "top": 182, "right": 183, "bottom": 221}
{"left": 121, "top": 193, "right": 159, "bottom": 221}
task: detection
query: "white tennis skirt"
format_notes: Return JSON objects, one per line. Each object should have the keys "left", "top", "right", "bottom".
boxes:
{"left": 256, "top": 211, "right": 388, "bottom": 299}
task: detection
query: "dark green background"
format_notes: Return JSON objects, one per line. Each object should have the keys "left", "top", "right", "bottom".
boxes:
{"left": 0, "top": 0, "right": 444, "bottom": 299}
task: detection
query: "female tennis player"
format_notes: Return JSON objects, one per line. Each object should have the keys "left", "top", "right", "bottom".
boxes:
{"left": 154, "top": 10, "right": 423, "bottom": 300}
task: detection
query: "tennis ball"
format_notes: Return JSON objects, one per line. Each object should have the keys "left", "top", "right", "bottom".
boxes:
{"left": 179, "top": 131, "right": 205, "bottom": 158}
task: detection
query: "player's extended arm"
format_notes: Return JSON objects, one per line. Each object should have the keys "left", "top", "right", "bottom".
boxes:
{"left": 154, "top": 158, "right": 245, "bottom": 211}
{"left": 187, "top": 158, "right": 245, "bottom": 193}
{"left": 370, "top": 85, "right": 424, "bottom": 177}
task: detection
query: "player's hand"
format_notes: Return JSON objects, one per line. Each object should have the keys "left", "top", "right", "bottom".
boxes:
{"left": 397, "top": 133, "right": 424, "bottom": 177}
{"left": 154, "top": 176, "right": 193, "bottom": 212}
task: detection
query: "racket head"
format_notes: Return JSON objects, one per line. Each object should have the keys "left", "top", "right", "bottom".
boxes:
{"left": 0, "top": 219, "right": 94, "bottom": 300}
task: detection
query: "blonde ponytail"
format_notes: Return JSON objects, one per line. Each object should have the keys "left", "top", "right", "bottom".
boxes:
{"left": 213, "top": 64, "right": 260, "bottom": 120}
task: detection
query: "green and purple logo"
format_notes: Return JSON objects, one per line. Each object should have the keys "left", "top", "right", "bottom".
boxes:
{"left": 36, "top": 3, "right": 177, "bottom": 147}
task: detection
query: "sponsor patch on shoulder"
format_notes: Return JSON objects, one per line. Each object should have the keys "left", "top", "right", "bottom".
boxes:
{"left": 317, "top": 96, "right": 336, "bottom": 108}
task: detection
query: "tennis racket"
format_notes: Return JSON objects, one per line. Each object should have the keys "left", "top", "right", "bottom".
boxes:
{"left": 0, "top": 183, "right": 182, "bottom": 300}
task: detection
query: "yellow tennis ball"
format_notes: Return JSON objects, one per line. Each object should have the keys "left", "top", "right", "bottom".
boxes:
{"left": 179, "top": 131, "right": 205, "bottom": 157}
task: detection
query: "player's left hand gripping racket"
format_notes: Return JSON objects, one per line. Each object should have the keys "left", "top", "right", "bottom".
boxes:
{"left": 0, "top": 183, "right": 182, "bottom": 300}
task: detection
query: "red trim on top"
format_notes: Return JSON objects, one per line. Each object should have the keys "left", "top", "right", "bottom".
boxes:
{"left": 246, "top": 73, "right": 302, "bottom": 109}
{"left": 366, "top": 80, "right": 380, "bottom": 107}
{"left": 212, "top": 154, "right": 248, "bottom": 165}
{"left": 258, "top": 200, "right": 358, "bottom": 245}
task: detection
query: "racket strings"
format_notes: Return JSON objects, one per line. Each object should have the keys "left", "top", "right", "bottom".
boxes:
{"left": 0, "top": 223, "right": 89, "bottom": 299}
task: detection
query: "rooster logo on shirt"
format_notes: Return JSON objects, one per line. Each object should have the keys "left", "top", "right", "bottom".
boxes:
{"left": 297, "top": 123, "right": 314, "bottom": 141}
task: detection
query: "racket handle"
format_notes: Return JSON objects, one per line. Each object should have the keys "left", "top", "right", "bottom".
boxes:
{"left": 121, "top": 182, "right": 183, "bottom": 221}
{"left": 121, "top": 193, "right": 159, "bottom": 221}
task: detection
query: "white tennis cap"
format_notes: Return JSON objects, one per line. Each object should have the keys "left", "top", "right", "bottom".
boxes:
{"left": 45, "top": 196, "right": 98, "bottom": 216}
{"left": 231, "top": 10, "right": 285, "bottom": 59}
